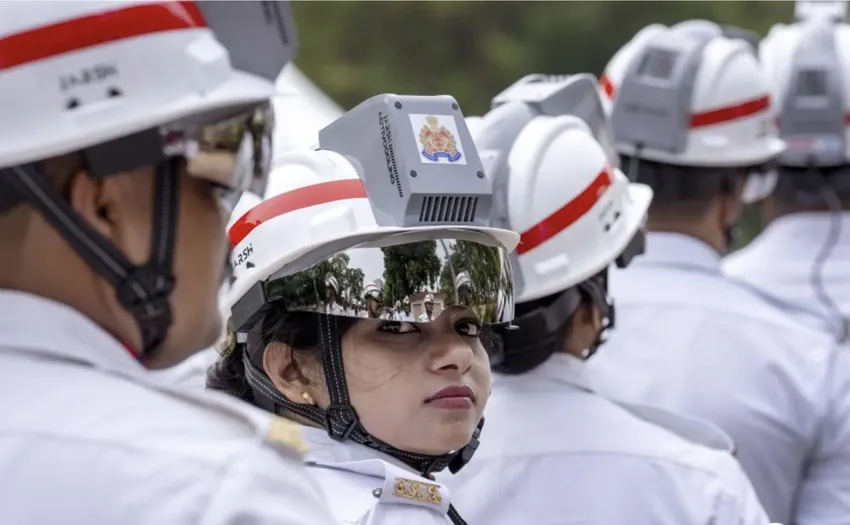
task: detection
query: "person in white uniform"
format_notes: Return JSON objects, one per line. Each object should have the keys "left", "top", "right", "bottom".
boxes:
{"left": 0, "top": 2, "right": 337, "bottom": 524}
{"left": 207, "top": 94, "right": 519, "bottom": 525}
{"left": 418, "top": 293, "right": 438, "bottom": 322}
{"left": 724, "top": 1, "right": 850, "bottom": 342}
{"left": 400, "top": 296, "right": 415, "bottom": 322}
{"left": 587, "top": 19, "right": 849, "bottom": 525}
{"left": 442, "top": 73, "right": 769, "bottom": 525}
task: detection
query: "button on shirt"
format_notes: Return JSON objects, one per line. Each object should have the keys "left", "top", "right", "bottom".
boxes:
{"left": 723, "top": 212, "right": 850, "bottom": 338}
{"left": 442, "top": 353, "right": 769, "bottom": 525}
{"left": 0, "top": 290, "right": 336, "bottom": 525}
{"left": 302, "top": 427, "right": 456, "bottom": 525}
{"left": 584, "top": 232, "right": 845, "bottom": 524}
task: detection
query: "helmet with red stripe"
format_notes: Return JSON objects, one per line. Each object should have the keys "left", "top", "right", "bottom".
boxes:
{"left": 470, "top": 74, "right": 652, "bottom": 371}
{"left": 600, "top": 20, "right": 786, "bottom": 204}
{"left": 0, "top": 1, "right": 297, "bottom": 358}
{"left": 761, "top": 2, "right": 850, "bottom": 199}
{"left": 220, "top": 93, "right": 519, "bottom": 486}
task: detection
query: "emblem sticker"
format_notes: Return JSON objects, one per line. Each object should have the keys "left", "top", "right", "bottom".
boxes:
{"left": 409, "top": 114, "right": 467, "bottom": 165}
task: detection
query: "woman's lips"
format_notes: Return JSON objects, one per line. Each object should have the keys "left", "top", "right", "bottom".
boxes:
{"left": 425, "top": 385, "right": 475, "bottom": 409}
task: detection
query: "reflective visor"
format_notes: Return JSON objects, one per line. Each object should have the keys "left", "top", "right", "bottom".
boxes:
{"left": 165, "top": 104, "right": 273, "bottom": 212}
{"left": 260, "top": 230, "right": 514, "bottom": 326}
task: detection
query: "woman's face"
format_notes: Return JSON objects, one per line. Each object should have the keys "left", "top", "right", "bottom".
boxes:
{"left": 269, "top": 307, "right": 491, "bottom": 456}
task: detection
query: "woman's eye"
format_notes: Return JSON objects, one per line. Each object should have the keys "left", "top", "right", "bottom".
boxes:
{"left": 456, "top": 320, "right": 481, "bottom": 337}
{"left": 379, "top": 321, "right": 419, "bottom": 334}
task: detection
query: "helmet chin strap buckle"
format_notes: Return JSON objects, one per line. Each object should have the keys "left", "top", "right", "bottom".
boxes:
{"left": 324, "top": 403, "right": 359, "bottom": 442}
{"left": 114, "top": 268, "right": 175, "bottom": 353}
{"left": 448, "top": 417, "right": 484, "bottom": 474}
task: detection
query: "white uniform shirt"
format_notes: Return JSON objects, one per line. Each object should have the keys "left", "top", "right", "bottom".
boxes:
{"left": 0, "top": 290, "right": 336, "bottom": 525}
{"left": 585, "top": 232, "right": 845, "bottom": 524}
{"left": 152, "top": 347, "right": 219, "bottom": 390}
{"left": 723, "top": 212, "right": 850, "bottom": 337}
{"left": 442, "top": 354, "right": 769, "bottom": 525}
{"left": 302, "top": 427, "right": 456, "bottom": 525}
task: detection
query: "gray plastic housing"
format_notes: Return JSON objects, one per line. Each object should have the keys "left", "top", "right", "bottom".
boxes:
{"left": 492, "top": 74, "right": 618, "bottom": 168}
{"left": 318, "top": 94, "right": 490, "bottom": 228}
{"left": 779, "top": 18, "right": 847, "bottom": 167}
{"left": 610, "top": 22, "right": 716, "bottom": 155}
{"left": 197, "top": 1, "right": 298, "bottom": 82}
{"left": 479, "top": 74, "right": 618, "bottom": 232}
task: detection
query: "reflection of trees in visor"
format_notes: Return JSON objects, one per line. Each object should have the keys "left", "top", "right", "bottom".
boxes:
{"left": 381, "top": 241, "right": 441, "bottom": 307}
{"left": 261, "top": 236, "right": 513, "bottom": 325}
{"left": 266, "top": 252, "right": 365, "bottom": 312}
{"left": 438, "top": 240, "right": 506, "bottom": 320}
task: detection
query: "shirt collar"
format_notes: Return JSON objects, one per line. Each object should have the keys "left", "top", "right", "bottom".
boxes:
{"left": 494, "top": 353, "right": 593, "bottom": 393}
{"left": 302, "top": 426, "right": 419, "bottom": 473}
{"left": 753, "top": 211, "right": 850, "bottom": 257}
{"left": 0, "top": 290, "right": 146, "bottom": 379}
{"left": 633, "top": 232, "right": 722, "bottom": 273}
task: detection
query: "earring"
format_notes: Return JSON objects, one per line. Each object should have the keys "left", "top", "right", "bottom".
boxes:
{"left": 300, "top": 392, "right": 315, "bottom": 405}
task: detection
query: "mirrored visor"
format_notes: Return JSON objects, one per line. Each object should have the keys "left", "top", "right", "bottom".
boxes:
{"left": 260, "top": 230, "right": 515, "bottom": 325}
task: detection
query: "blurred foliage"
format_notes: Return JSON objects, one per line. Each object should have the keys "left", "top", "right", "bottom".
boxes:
{"left": 292, "top": 1, "right": 793, "bottom": 115}
{"left": 291, "top": 0, "right": 796, "bottom": 244}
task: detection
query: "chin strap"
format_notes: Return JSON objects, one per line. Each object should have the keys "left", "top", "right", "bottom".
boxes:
{"left": 241, "top": 314, "right": 480, "bottom": 525}
{"left": 2, "top": 159, "right": 180, "bottom": 359}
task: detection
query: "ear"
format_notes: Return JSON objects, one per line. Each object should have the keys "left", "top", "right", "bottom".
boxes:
{"left": 263, "top": 342, "right": 315, "bottom": 406}
{"left": 67, "top": 169, "right": 113, "bottom": 238}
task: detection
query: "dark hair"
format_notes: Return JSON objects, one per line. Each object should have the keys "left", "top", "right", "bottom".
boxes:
{"left": 772, "top": 166, "right": 850, "bottom": 215}
{"left": 206, "top": 302, "right": 356, "bottom": 408}
{"left": 621, "top": 154, "right": 746, "bottom": 222}
{"left": 494, "top": 285, "right": 593, "bottom": 374}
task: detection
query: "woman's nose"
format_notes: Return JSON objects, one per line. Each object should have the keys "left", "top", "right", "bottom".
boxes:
{"left": 428, "top": 333, "right": 474, "bottom": 374}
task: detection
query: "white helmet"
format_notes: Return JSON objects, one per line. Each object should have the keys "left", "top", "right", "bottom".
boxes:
{"left": 424, "top": 293, "right": 436, "bottom": 304}
{"left": 403, "top": 296, "right": 411, "bottom": 306}
{"left": 0, "top": 1, "right": 295, "bottom": 355}
{"left": 473, "top": 74, "right": 652, "bottom": 369}
{"left": 761, "top": 5, "right": 850, "bottom": 168}
{"left": 472, "top": 75, "right": 651, "bottom": 303}
{"left": 273, "top": 64, "right": 344, "bottom": 158}
{"left": 363, "top": 281, "right": 383, "bottom": 300}
{"left": 325, "top": 274, "right": 340, "bottom": 293}
{"left": 600, "top": 19, "right": 785, "bottom": 203}
{"left": 222, "top": 94, "right": 518, "bottom": 479}
{"left": 455, "top": 270, "right": 472, "bottom": 290}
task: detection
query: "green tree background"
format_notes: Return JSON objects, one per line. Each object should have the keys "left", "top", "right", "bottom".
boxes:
{"left": 381, "top": 242, "right": 442, "bottom": 305}
{"left": 291, "top": 1, "right": 794, "bottom": 245}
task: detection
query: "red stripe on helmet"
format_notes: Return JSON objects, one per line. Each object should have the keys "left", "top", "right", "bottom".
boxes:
{"left": 601, "top": 72, "right": 769, "bottom": 129}
{"left": 517, "top": 166, "right": 613, "bottom": 256}
{"left": 689, "top": 95, "right": 770, "bottom": 129}
{"left": 599, "top": 74, "right": 616, "bottom": 100}
{"left": 0, "top": 1, "right": 206, "bottom": 72}
{"left": 228, "top": 179, "right": 369, "bottom": 247}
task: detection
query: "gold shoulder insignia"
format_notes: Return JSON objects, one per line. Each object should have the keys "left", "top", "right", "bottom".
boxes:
{"left": 266, "top": 416, "right": 308, "bottom": 456}
{"left": 392, "top": 477, "right": 442, "bottom": 505}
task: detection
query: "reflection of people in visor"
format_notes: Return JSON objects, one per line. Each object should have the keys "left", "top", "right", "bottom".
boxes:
{"left": 209, "top": 94, "right": 519, "bottom": 525}
{"left": 418, "top": 293, "right": 437, "bottom": 322}
{"left": 363, "top": 281, "right": 384, "bottom": 319}
{"left": 401, "top": 296, "right": 414, "bottom": 321}
{"left": 324, "top": 274, "right": 345, "bottom": 315}
{"left": 455, "top": 271, "right": 473, "bottom": 307}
